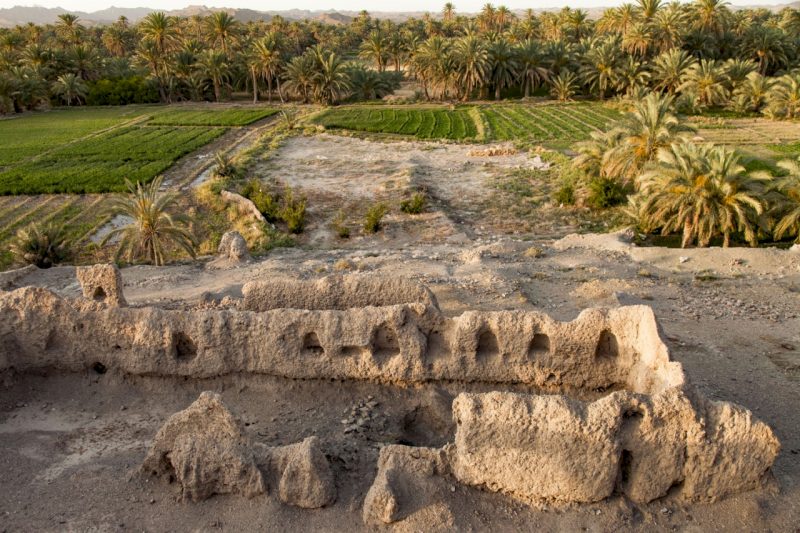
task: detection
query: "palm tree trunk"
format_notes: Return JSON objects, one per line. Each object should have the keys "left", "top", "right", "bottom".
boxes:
{"left": 681, "top": 221, "right": 692, "bottom": 248}
{"left": 251, "top": 68, "right": 258, "bottom": 103}
{"left": 723, "top": 232, "right": 730, "bottom": 248}
{"left": 213, "top": 79, "right": 221, "bottom": 102}
{"left": 267, "top": 78, "right": 273, "bottom": 104}
{"left": 495, "top": 86, "right": 501, "bottom": 100}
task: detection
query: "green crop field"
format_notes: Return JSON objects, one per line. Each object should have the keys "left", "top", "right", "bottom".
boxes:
{"left": 0, "top": 107, "right": 148, "bottom": 167}
{"left": 480, "top": 103, "right": 622, "bottom": 142}
{"left": 147, "top": 107, "right": 279, "bottom": 126}
{"left": 313, "top": 107, "right": 479, "bottom": 140}
{"left": 313, "top": 104, "right": 621, "bottom": 143}
{"left": 0, "top": 125, "right": 226, "bottom": 194}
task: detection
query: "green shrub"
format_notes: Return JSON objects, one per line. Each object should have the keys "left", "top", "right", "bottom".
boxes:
{"left": 555, "top": 182, "right": 576, "bottom": 205}
{"left": 363, "top": 202, "right": 388, "bottom": 233}
{"left": 212, "top": 151, "right": 237, "bottom": 180}
{"left": 400, "top": 192, "right": 426, "bottom": 214}
{"left": 280, "top": 187, "right": 307, "bottom": 234}
{"left": 587, "top": 176, "right": 628, "bottom": 208}
{"left": 85, "top": 77, "right": 159, "bottom": 106}
{"left": 10, "top": 222, "right": 72, "bottom": 268}
{"left": 241, "top": 180, "right": 280, "bottom": 221}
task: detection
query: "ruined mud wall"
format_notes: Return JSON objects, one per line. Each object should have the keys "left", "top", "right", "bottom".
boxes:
{"left": 242, "top": 275, "right": 439, "bottom": 311}
{"left": 0, "top": 286, "right": 680, "bottom": 394}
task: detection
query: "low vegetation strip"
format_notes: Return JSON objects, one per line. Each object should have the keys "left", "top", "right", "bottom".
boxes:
{"left": 481, "top": 103, "right": 621, "bottom": 142}
{"left": 0, "top": 107, "right": 148, "bottom": 167}
{"left": 147, "top": 108, "right": 279, "bottom": 127}
{"left": 313, "top": 107, "right": 479, "bottom": 140}
{"left": 0, "top": 125, "right": 226, "bottom": 195}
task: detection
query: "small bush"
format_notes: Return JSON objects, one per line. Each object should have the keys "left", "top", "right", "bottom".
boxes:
{"left": 240, "top": 180, "right": 280, "bottom": 222}
{"left": 554, "top": 182, "right": 576, "bottom": 205}
{"left": 85, "top": 76, "right": 159, "bottom": 106}
{"left": 586, "top": 177, "right": 628, "bottom": 209}
{"left": 212, "top": 152, "right": 238, "bottom": 180}
{"left": 332, "top": 210, "right": 350, "bottom": 239}
{"left": 400, "top": 192, "right": 426, "bottom": 214}
{"left": 363, "top": 202, "right": 388, "bottom": 234}
{"left": 280, "top": 187, "right": 307, "bottom": 234}
{"left": 10, "top": 223, "right": 72, "bottom": 268}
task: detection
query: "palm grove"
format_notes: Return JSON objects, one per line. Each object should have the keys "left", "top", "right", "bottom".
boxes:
{"left": 0, "top": 0, "right": 799, "bottom": 264}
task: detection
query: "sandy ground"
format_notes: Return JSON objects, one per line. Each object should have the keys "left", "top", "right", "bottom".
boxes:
{"left": 1, "top": 134, "right": 800, "bottom": 532}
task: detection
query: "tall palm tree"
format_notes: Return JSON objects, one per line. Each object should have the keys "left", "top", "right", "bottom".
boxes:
{"left": 453, "top": 34, "right": 489, "bottom": 100}
{"left": 250, "top": 35, "right": 283, "bottom": 103}
{"left": 739, "top": 25, "right": 788, "bottom": 75}
{"left": 55, "top": 14, "right": 82, "bottom": 45}
{"left": 692, "top": 0, "right": 730, "bottom": 36}
{"left": 102, "top": 176, "right": 196, "bottom": 266}
{"left": 139, "top": 12, "right": 177, "bottom": 57}
{"left": 638, "top": 142, "right": 765, "bottom": 247}
{"left": 722, "top": 58, "right": 758, "bottom": 93}
{"left": 51, "top": 73, "right": 87, "bottom": 106}
{"left": 579, "top": 38, "right": 622, "bottom": 100}
{"left": 206, "top": 12, "right": 240, "bottom": 54}
{"left": 442, "top": 3, "right": 456, "bottom": 23}
{"left": 488, "top": 38, "right": 518, "bottom": 100}
{"left": 765, "top": 73, "right": 800, "bottom": 119}
{"left": 359, "top": 31, "right": 388, "bottom": 72}
{"left": 516, "top": 39, "right": 550, "bottom": 98}
{"left": 196, "top": 49, "right": 230, "bottom": 102}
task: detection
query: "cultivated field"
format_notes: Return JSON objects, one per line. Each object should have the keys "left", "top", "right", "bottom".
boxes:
{"left": 313, "top": 106, "right": 479, "bottom": 140}
{"left": 0, "top": 105, "right": 280, "bottom": 269}
{"left": 312, "top": 103, "right": 621, "bottom": 143}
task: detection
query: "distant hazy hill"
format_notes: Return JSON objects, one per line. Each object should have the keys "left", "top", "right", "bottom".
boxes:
{"left": 0, "top": 2, "right": 798, "bottom": 28}
{"left": 0, "top": 4, "right": 358, "bottom": 27}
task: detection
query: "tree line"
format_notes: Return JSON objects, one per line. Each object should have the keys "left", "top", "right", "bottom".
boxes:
{"left": 2, "top": 0, "right": 800, "bottom": 112}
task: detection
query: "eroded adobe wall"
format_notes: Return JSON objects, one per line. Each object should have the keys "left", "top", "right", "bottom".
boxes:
{"left": 0, "top": 286, "right": 679, "bottom": 393}
{"left": 242, "top": 274, "right": 440, "bottom": 311}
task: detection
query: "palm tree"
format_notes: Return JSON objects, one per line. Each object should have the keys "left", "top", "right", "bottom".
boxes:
{"left": 772, "top": 158, "right": 800, "bottom": 243}
{"left": 636, "top": 0, "right": 663, "bottom": 19}
{"left": 452, "top": 34, "right": 489, "bottom": 100}
{"left": 488, "top": 38, "right": 518, "bottom": 100}
{"left": 10, "top": 222, "right": 71, "bottom": 268}
{"left": 765, "top": 73, "right": 800, "bottom": 119}
{"left": 679, "top": 59, "right": 729, "bottom": 108}
{"left": 206, "top": 12, "right": 240, "bottom": 54}
{"left": 139, "top": 12, "right": 177, "bottom": 56}
{"left": 579, "top": 93, "right": 695, "bottom": 186}
{"left": 196, "top": 50, "right": 230, "bottom": 102}
{"left": 51, "top": 73, "right": 87, "bottom": 106}
{"left": 283, "top": 53, "right": 316, "bottom": 103}
{"left": 55, "top": 14, "right": 82, "bottom": 45}
{"left": 442, "top": 3, "right": 456, "bottom": 23}
{"left": 516, "top": 39, "right": 550, "bottom": 98}
{"left": 311, "top": 49, "right": 351, "bottom": 105}
{"left": 102, "top": 176, "right": 196, "bottom": 266}
{"left": 347, "top": 65, "right": 393, "bottom": 100}
{"left": 549, "top": 70, "right": 579, "bottom": 101}
{"left": 616, "top": 57, "right": 650, "bottom": 96}
{"left": 638, "top": 142, "right": 765, "bottom": 247}
{"left": 739, "top": 26, "right": 788, "bottom": 76}
{"left": 249, "top": 35, "right": 283, "bottom": 103}
{"left": 692, "top": 0, "right": 730, "bottom": 36}
{"left": 731, "top": 71, "right": 774, "bottom": 113}
{"left": 359, "top": 31, "right": 388, "bottom": 72}
{"left": 651, "top": 5, "right": 686, "bottom": 52}
{"left": 723, "top": 58, "right": 758, "bottom": 93}
{"left": 652, "top": 49, "right": 696, "bottom": 95}
{"left": 580, "top": 38, "right": 622, "bottom": 100}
